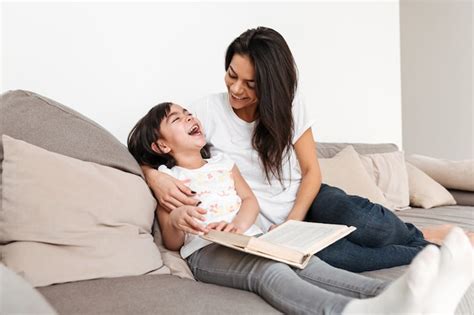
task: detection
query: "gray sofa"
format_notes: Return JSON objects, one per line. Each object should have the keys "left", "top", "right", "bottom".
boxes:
{"left": 1, "top": 90, "right": 473, "bottom": 314}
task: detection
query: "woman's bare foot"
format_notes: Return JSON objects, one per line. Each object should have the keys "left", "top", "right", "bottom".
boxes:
{"left": 422, "top": 224, "right": 474, "bottom": 245}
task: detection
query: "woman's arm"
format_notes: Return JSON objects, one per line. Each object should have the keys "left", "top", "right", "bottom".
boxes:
{"left": 141, "top": 165, "right": 200, "bottom": 212}
{"left": 157, "top": 204, "right": 208, "bottom": 251}
{"left": 286, "top": 128, "right": 322, "bottom": 221}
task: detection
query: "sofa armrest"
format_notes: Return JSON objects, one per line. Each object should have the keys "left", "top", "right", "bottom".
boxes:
{"left": 449, "top": 189, "right": 474, "bottom": 207}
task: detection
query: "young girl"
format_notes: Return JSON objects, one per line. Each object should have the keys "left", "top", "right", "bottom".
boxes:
{"left": 128, "top": 102, "right": 473, "bottom": 315}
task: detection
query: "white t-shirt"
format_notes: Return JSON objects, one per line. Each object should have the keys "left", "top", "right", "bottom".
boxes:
{"left": 158, "top": 153, "right": 262, "bottom": 258}
{"left": 187, "top": 92, "right": 315, "bottom": 232}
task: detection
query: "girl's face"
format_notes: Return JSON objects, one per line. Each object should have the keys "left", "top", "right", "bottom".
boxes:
{"left": 224, "top": 54, "right": 258, "bottom": 120}
{"left": 154, "top": 104, "right": 206, "bottom": 156}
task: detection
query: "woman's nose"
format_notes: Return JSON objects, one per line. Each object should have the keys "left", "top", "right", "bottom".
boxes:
{"left": 231, "top": 81, "right": 244, "bottom": 94}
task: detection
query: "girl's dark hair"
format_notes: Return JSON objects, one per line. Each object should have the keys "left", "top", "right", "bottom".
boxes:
{"left": 225, "top": 27, "right": 298, "bottom": 184}
{"left": 127, "top": 102, "right": 211, "bottom": 169}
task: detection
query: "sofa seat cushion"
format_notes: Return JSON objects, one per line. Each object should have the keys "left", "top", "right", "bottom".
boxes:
{"left": 38, "top": 274, "right": 279, "bottom": 315}
{"left": 397, "top": 205, "right": 474, "bottom": 231}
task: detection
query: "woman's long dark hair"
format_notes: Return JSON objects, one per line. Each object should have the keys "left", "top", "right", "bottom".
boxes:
{"left": 225, "top": 27, "right": 298, "bottom": 184}
{"left": 127, "top": 102, "right": 211, "bottom": 169}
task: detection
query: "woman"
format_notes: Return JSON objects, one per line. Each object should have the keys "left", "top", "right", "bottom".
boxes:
{"left": 144, "top": 26, "right": 431, "bottom": 272}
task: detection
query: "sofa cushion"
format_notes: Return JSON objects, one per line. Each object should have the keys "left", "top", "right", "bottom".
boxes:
{"left": 0, "top": 135, "right": 167, "bottom": 286}
{"left": 318, "top": 146, "right": 388, "bottom": 207}
{"left": 0, "top": 90, "right": 144, "bottom": 213}
{"left": 407, "top": 154, "right": 474, "bottom": 192}
{"left": 406, "top": 162, "right": 456, "bottom": 209}
{"left": 359, "top": 151, "right": 410, "bottom": 210}
{"left": 38, "top": 274, "right": 279, "bottom": 314}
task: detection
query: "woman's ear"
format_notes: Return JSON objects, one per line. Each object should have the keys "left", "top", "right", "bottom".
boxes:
{"left": 151, "top": 141, "right": 170, "bottom": 154}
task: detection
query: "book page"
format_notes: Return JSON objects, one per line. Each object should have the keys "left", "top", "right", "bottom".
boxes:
{"left": 259, "top": 220, "right": 351, "bottom": 253}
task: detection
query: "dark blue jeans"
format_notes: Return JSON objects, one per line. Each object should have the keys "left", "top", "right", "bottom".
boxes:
{"left": 305, "top": 184, "right": 430, "bottom": 272}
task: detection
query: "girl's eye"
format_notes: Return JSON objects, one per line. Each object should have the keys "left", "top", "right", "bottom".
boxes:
{"left": 247, "top": 82, "right": 256, "bottom": 89}
{"left": 172, "top": 117, "right": 179, "bottom": 123}
{"left": 228, "top": 71, "right": 237, "bottom": 79}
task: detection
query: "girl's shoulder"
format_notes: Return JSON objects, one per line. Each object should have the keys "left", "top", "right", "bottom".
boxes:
{"left": 205, "top": 152, "right": 235, "bottom": 171}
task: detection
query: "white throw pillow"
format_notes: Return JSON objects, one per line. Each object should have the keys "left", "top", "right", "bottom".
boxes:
{"left": 406, "top": 162, "right": 456, "bottom": 208}
{"left": 359, "top": 151, "right": 410, "bottom": 211}
{"left": 407, "top": 154, "right": 474, "bottom": 192}
{"left": 0, "top": 135, "right": 168, "bottom": 287}
{"left": 318, "top": 146, "right": 389, "bottom": 207}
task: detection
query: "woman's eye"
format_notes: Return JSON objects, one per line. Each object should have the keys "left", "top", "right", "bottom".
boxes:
{"left": 247, "top": 82, "right": 255, "bottom": 89}
{"left": 228, "top": 72, "right": 237, "bottom": 79}
{"left": 172, "top": 117, "right": 179, "bottom": 123}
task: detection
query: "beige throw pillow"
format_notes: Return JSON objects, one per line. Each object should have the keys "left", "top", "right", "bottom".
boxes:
{"left": 359, "top": 151, "right": 410, "bottom": 210}
{"left": 318, "top": 146, "right": 389, "bottom": 207}
{"left": 406, "top": 162, "right": 456, "bottom": 209}
{"left": 0, "top": 135, "right": 168, "bottom": 287}
{"left": 407, "top": 154, "right": 474, "bottom": 192}
{"left": 152, "top": 220, "right": 194, "bottom": 280}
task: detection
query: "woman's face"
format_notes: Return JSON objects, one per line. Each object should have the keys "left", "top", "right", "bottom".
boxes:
{"left": 224, "top": 54, "right": 258, "bottom": 120}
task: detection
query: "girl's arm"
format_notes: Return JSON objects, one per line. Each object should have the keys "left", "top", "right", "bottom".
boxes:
{"left": 157, "top": 204, "right": 208, "bottom": 251}
{"left": 231, "top": 165, "right": 260, "bottom": 232}
{"left": 286, "top": 128, "right": 322, "bottom": 221}
{"left": 141, "top": 165, "right": 200, "bottom": 211}
{"left": 208, "top": 165, "right": 259, "bottom": 233}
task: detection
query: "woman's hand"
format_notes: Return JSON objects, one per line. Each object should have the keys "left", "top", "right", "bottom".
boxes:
{"left": 169, "top": 205, "right": 209, "bottom": 235}
{"left": 142, "top": 166, "right": 199, "bottom": 212}
{"left": 207, "top": 221, "right": 243, "bottom": 234}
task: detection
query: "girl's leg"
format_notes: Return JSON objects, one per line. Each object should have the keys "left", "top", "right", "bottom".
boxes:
{"left": 187, "top": 244, "right": 380, "bottom": 314}
{"left": 306, "top": 184, "right": 430, "bottom": 247}
{"left": 294, "top": 256, "right": 386, "bottom": 297}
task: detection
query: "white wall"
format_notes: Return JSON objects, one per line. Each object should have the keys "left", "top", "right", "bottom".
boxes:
{"left": 1, "top": 2, "right": 402, "bottom": 147}
{"left": 400, "top": 0, "right": 473, "bottom": 160}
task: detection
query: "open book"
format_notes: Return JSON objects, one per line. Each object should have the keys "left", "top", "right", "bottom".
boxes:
{"left": 201, "top": 220, "right": 356, "bottom": 269}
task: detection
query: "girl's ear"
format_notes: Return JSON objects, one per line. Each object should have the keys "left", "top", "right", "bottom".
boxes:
{"left": 151, "top": 140, "right": 170, "bottom": 154}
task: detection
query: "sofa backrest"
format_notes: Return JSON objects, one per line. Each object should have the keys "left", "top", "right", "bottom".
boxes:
{"left": 0, "top": 90, "right": 144, "bottom": 213}
{"left": 317, "top": 142, "right": 399, "bottom": 159}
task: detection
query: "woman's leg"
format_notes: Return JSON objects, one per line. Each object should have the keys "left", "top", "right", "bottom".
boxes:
{"left": 187, "top": 244, "right": 383, "bottom": 314}
{"left": 314, "top": 238, "right": 425, "bottom": 272}
{"left": 305, "top": 184, "right": 431, "bottom": 270}
{"left": 306, "top": 184, "right": 427, "bottom": 248}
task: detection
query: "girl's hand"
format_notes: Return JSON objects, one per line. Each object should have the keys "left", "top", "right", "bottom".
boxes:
{"left": 169, "top": 205, "right": 209, "bottom": 235}
{"left": 207, "top": 221, "right": 243, "bottom": 234}
{"left": 142, "top": 167, "right": 199, "bottom": 212}
{"left": 268, "top": 224, "right": 280, "bottom": 231}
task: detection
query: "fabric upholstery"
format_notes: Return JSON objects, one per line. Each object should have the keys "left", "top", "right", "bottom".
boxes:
{"left": 317, "top": 142, "right": 398, "bottom": 158}
{"left": 1, "top": 135, "right": 167, "bottom": 286}
{"left": 0, "top": 90, "right": 144, "bottom": 214}
{"left": 406, "top": 162, "right": 456, "bottom": 209}
{"left": 359, "top": 151, "right": 410, "bottom": 210}
{"left": 318, "top": 146, "right": 388, "bottom": 207}
{"left": 38, "top": 274, "right": 279, "bottom": 314}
